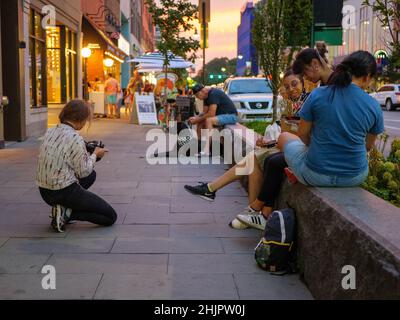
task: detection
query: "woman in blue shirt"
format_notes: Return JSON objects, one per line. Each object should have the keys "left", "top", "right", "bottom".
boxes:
{"left": 278, "top": 50, "right": 385, "bottom": 187}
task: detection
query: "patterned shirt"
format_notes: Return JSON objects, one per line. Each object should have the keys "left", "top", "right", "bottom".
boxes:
{"left": 36, "top": 124, "right": 96, "bottom": 190}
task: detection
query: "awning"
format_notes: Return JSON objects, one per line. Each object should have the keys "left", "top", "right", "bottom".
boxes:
{"left": 82, "top": 15, "right": 128, "bottom": 62}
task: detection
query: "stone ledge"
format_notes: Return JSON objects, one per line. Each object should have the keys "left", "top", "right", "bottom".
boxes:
{"left": 225, "top": 123, "right": 400, "bottom": 299}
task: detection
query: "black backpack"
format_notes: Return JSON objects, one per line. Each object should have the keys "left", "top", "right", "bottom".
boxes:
{"left": 254, "top": 208, "right": 298, "bottom": 275}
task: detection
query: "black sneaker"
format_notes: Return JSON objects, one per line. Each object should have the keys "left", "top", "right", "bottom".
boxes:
{"left": 184, "top": 182, "right": 216, "bottom": 202}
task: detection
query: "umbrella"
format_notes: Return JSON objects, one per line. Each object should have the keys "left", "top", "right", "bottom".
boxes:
{"left": 126, "top": 51, "right": 194, "bottom": 69}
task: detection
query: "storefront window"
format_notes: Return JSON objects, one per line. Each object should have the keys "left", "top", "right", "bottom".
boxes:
{"left": 46, "top": 26, "right": 61, "bottom": 104}
{"left": 29, "top": 9, "right": 47, "bottom": 108}
{"left": 66, "top": 28, "right": 77, "bottom": 101}
{"left": 45, "top": 26, "right": 77, "bottom": 104}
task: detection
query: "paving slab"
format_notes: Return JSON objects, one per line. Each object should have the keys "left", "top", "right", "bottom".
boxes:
{"left": 0, "top": 274, "right": 102, "bottom": 300}
{"left": 66, "top": 224, "right": 168, "bottom": 238}
{"left": 0, "top": 253, "right": 51, "bottom": 274}
{"left": 233, "top": 274, "right": 313, "bottom": 300}
{"left": 168, "top": 254, "right": 266, "bottom": 275}
{"left": 94, "top": 273, "right": 239, "bottom": 300}
{"left": 111, "top": 237, "right": 224, "bottom": 254}
{"left": 0, "top": 238, "right": 115, "bottom": 254}
{"left": 169, "top": 224, "right": 260, "bottom": 238}
{"left": 47, "top": 253, "right": 168, "bottom": 274}
{"left": 124, "top": 212, "right": 215, "bottom": 225}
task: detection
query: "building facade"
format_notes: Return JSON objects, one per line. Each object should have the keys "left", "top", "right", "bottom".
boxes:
{"left": 0, "top": 0, "right": 154, "bottom": 148}
{"left": 330, "top": 0, "right": 399, "bottom": 73}
{"left": 0, "top": 0, "right": 82, "bottom": 147}
{"left": 236, "top": 1, "right": 258, "bottom": 76}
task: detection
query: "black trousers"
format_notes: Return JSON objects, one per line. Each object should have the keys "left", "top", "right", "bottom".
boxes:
{"left": 39, "top": 171, "right": 117, "bottom": 226}
{"left": 257, "top": 152, "right": 288, "bottom": 207}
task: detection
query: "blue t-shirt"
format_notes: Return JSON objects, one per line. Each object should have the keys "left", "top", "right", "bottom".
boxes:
{"left": 299, "top": 83, "right": 384, "bottom": 176}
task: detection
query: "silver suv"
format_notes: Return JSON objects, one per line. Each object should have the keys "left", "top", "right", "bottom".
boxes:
{"left": 370, "top": 84, "right": 400, "bottom": 111}
{"left": 224, "top": 77, "right": 273, "bottom": 122}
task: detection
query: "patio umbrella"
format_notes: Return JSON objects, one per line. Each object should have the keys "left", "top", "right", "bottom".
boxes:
{"left": 126, "top": 51, "right": 194, "bottom": 69}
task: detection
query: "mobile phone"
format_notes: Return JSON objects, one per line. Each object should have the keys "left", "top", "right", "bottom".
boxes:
{"left": 265, "top": 141, "right": 277, "bottom": 148}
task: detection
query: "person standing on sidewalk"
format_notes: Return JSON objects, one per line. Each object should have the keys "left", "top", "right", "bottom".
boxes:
{"left": 105, "top": 73, "right": 120, "bottom": 118}
{"left": 36, "top": 100, "right": 117, "bottom": 232}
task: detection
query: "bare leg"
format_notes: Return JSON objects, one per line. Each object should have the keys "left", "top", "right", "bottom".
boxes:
{"left": 202, "top": 117, "right": 219, "bottom": 154}
{"left": 209, "top": 152, "right": 262, "bottom": 204}
{"left": 247, "top": 157, "right": 263, "bottom": 203}
{"left": 277, "top": 132, "right": 300, "bottom": 151}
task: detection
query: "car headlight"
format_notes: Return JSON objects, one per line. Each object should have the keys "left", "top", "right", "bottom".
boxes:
{"left": 233, "top": 101, "right": 242, "bottom": 109}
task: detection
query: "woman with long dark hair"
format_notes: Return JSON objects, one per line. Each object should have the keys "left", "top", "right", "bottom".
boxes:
{"left": 237, "top": 51, "right": 385, "bottom": 230}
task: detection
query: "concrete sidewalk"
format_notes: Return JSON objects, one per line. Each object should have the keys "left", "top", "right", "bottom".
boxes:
{"left": 0, "top": 118, "right": 312, "bottom": 300}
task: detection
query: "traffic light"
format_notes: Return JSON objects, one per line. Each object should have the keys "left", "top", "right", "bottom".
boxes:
{"left": 218, "top": 75, "right": 222, "bottom": 79}
{"left": 209, "top": 75, "right": 214, "bottom": 79}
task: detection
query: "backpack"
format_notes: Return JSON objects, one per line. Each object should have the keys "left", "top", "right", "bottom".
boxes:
{"left": 254, "top": 208, "right": 298, "bottom": 275}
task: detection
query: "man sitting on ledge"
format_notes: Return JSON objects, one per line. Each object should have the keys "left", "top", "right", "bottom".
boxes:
{"left": 189, "top": 83, "right": 238, "bottom": 156}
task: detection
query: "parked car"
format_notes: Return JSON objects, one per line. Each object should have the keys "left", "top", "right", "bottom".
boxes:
{"left": 370, "top": 84, "right": 400, "bottom": 111}
{"left": 223, "top": 77, "right": 274, "bottom": 122}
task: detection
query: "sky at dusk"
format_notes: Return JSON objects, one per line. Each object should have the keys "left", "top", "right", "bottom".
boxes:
{"left": 189, "top": 0, "right": 259, "bottom": 72}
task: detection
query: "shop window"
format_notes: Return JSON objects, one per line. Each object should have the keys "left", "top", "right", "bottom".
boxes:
{"left": 46, "top": 26, "right": 62, "bottom": 104}
{"left": 29, "top": 9, "right": 47, "bottom": 108}
{"left": 45, "top": 26, "right": 77, "bottom": 104}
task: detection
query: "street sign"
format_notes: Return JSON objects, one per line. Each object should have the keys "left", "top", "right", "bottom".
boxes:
{"left": 198, "top": 0, "right": 210, "bottom": 24}
{"left": 200, "top": 24, "right": 209, "bottom": 49}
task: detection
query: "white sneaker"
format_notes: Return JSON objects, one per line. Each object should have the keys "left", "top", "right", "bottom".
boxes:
{"left": 229, "top": 206, "right": 261, "bottom": 230}
{"left": 229, "top": 218, "right": 249, "bottom": 230}
{"left": 236, "top": 213, "right": 267, "bottom": 231}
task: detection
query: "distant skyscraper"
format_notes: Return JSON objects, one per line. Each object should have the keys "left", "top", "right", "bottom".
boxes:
{"left": 236, "top": 1, "right": 258, "bottom": 76}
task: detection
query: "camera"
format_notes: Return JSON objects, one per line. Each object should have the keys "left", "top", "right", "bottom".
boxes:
{"left": 85, "top": 140, "right": 105, "bottom": 162}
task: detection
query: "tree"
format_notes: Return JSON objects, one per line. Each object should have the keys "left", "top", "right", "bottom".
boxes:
{"left": 144, "top": 0, "right": 200, "bottom": 98}
{"left": 252, "top": 0, "right": 312, "bottom": 122}
{"left": 194, "top": 57, "right": 237, "bottom": 85}
{"left": 363, "top": 0, "right": 400, "bottom": 82}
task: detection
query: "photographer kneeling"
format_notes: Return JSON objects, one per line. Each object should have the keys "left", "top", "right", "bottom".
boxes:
{"left": 36, "top": 100, "right": 117, "bottom": 232}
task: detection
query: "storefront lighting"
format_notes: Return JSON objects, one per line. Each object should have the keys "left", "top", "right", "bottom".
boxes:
{"left": 81, "top": 47, "right": 92, "bottom": 58}
{"left": 104, "top": 58, "right": 114, "bottom": 67}
{"left": 104, "top": 51, "right": 124, "bottom": 63}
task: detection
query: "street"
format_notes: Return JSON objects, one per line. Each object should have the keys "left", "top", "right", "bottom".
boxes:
{"left": 0, "top": 119, "right": 312, "bottom": 300}
{"left": 382, "top": 109, "right": 400, "bottom": 156}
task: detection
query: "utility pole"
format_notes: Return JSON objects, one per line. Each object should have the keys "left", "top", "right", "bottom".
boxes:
{"left": 199, "top": 0, "right": 210, "bottom": 84}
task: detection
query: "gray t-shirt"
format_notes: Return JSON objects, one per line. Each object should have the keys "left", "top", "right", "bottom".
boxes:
{"left": 204, "top": 89, "right": 238, "bottom": 116}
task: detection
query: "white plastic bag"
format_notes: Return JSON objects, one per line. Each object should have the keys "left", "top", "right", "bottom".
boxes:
{"left": 264, "top": 122, "right": 281, "bottom": 141}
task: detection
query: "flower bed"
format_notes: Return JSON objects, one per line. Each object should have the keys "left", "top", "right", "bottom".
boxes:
{"left": 362, "top": 136, "right": 400, "bottom": 208}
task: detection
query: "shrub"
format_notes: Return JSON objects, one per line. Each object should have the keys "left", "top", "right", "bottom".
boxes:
{"left": 362, "top": 137, "right": 400, "bottom": 207}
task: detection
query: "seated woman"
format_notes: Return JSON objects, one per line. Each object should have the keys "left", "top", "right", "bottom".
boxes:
{"left": 237, "top": 50, "right": 384, "bottom": 230}
{"left": 184, "top": 70, "right": 310, "bottom": 219}
{"left": 36, "top": 100, "right": 117, "bottom": 233}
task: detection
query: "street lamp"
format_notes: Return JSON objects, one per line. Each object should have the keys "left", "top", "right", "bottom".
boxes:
{"left": 81, "top": 47, "right": 92, "bottom": 101}
{"left": 238, "top": 55, "right": 243, "bottom": 60}
{"left": 221, "top": 67, "right": 226, "bottom": 72}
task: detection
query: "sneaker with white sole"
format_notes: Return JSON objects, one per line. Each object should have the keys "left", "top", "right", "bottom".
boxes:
{"left": 229, "top": 218, "right": 249, "bottom": 230}
{"left": 236, "top": 213, "right": 267, "bottom": 231}
{"left": 50, "top": 205, "right": 72, "bottom": 233}
{"left": 229, "top": 206, "right": 261, "bottom": 230}
{"left": 184, "top": 182, "right": 216, "bottom": 201}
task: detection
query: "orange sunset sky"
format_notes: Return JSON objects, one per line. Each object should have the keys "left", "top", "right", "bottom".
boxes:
{"left": 188, "top": 0, "right": 260, "bottom": 72}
